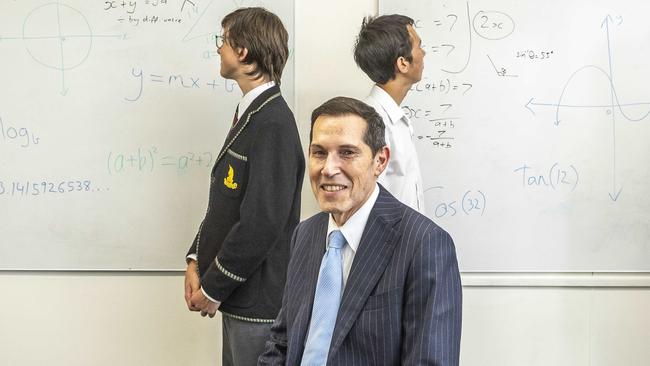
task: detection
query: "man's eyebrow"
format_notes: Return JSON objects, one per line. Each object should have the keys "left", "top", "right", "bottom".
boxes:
{"left": 338, "top": 144, "right": 361, "bottom": 151}
{"left": 309, "top": 144, "right": 361, "bottom": 150}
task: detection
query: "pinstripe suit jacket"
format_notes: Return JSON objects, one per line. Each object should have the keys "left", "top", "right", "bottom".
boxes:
{"left": 259, "top": 186, "right": 462, "bottom": 365}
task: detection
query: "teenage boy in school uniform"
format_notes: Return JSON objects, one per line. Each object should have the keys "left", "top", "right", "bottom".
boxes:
{"left": 184, "top": 7, "right": 304, "bottom": 366}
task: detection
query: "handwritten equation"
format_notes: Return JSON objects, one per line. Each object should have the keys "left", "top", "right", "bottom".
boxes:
{"left": 404, "top": 104, "right": 459, "bottom": 149}
{"left": 411, "top": 4, "right": 517, "bottom": 75}
{"left": 103, "top": 0, "right": 187, "bottom": 26}
{"left": 410, "top": 77, "right": 473, "bottom": 96}
{"left": 107, "top": 146, "right": 214, "bottom": 175}
{"left": 516, "top": 49, "right": 555, "bottom": 61}
{"left": 125, "top": 67, "right": 235, "bottom": 102}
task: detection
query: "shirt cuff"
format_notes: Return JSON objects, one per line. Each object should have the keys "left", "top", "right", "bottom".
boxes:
{"left": 201, "top": 287, "right": 220, "bottom": 304}
{"left": 186, "top": 254, "right": 197, "bottom": 264}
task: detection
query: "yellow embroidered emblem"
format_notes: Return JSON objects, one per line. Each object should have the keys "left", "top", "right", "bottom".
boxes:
{"left": 224, "top": 164, "right": 238, "bottom": 189}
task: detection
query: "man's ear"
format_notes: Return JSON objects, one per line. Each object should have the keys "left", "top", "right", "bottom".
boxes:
{"left": 236, "top": 47, "right": 248, "bottom": 62}
{"left": 395, "top": 56, "right": 410, "bottom": 75}
{"left": 373, "top": 146, "right": 390, "bottom": 177}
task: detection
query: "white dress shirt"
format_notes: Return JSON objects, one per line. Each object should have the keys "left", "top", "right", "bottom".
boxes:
{"left": 236, "top": 80, "right": 276, "bottom": 120}
{"left": 325, "top": 184, "right": 380, "bottom": 287}
{"left": 364, "top": 85, "right": 425, "bottom": 213}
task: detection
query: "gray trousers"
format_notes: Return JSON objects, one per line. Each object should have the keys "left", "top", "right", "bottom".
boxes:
{"left": 222, "top": 316, "right": 273, "bottom": 366}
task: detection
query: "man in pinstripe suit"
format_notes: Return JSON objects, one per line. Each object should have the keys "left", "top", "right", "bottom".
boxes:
{"left": 259, "top": 97, "right": 462, "bottom": 365}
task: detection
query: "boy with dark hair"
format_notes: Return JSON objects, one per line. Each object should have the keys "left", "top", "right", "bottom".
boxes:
{"left": 354, "top": 14, "right": 427, "bottom": 213}
{"left": 184, "top": 7, "right": 304, "bottom": 366}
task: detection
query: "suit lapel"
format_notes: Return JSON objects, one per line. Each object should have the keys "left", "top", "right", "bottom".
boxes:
{"left": 288, "top": 214, "right": 328, "bottom": 364}
{"left": 328, "top": 187, "right": 405, "bottom": 358}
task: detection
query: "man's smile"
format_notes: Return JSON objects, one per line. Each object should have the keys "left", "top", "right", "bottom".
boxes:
{"left": 320, "top": 184, "right": 348, "bottom": 192}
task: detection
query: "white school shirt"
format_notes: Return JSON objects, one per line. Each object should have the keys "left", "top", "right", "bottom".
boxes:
{"left": 325, "top": 184, "right": 380, "bottom": 287}
{"left": 364, "top": 85, "right": 426, "bottom": 213}
{"left": 235, "top": 81, "right": 276, "bottom": 120}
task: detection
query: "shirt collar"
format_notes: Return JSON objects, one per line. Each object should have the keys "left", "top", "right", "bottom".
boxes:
{"left": 237, "top": 80, "right": 276, "bottom": 120}
{"left": 368, "top": 84, "right": 408, "bottom": 126}
{"left": 326, "top": 184, "right": 380, "bottom": 254}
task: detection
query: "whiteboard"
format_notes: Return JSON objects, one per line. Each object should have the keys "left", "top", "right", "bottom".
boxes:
{"left": 380, "top": 0, "right": 650, "bottom": 271}
{"left": 0, "top": 0, "right": 294, "bottom": 270}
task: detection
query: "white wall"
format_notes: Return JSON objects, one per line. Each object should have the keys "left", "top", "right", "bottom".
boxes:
{"left": 1, "top": 1, "right": 648, "bottom": 365}
{"left": 0, "top": 273, "right": 219, "bottom": 365}
{"left": 461, "top": 274, "right": 650, "bottom": 366}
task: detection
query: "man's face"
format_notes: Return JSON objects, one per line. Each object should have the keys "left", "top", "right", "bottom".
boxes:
{"left": 406, "top": 25, "right": 425, "bottom": 83}
{"left": 217, "top": 28, "right": 240, "bottom": 79}
{"left": 309, "top": 114, "right": 388, "bottom": 225}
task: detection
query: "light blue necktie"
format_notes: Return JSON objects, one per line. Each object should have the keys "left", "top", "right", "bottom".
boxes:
{"left": 301, "top": 230, "right": 346, "bottom": 366}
